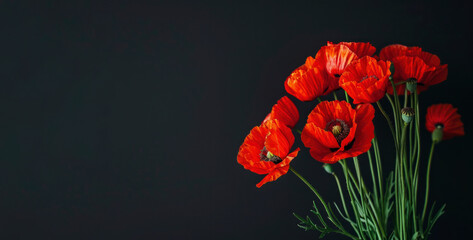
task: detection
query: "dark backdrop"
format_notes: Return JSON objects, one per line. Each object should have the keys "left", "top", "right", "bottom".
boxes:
{"left": 1, "top": 0, "right": 472, "bottom": 239}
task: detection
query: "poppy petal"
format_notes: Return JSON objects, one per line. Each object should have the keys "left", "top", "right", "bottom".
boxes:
{"left": 237, "top": 126, "right": 273, "bottom": 174}
{"left": 301, "top": 100, "right": 374, "bottom": 164}
{"left": 328, "top": 41, "right": 376, "bottom": 57}
{"left": 340, "top": 56, "right": 391, "bottom": 104}
{"left": 315, "top": 45, "right": 359, "bottom": 92}
{"left": 263, "top": 96, "right": 299, "bottom": 128}
{"left": 256, "top": 149, "right": 299, "bottom": 188}
{"left": 263, "top": 119, "right": 294, "bottom": 158}
{"left": 302, "top": 122, "right": 340, "bottom": 149}
{"left": 380, "top": 44, "right": 447, "bottom": 95}
{"left": 426, "top": 104, "right": 464, "bottom": 140}
{"left": 379, "top": 44, "right": 409, "bottom": 60}
{"left": 388, "top": 56, "right": 435, "bottom": 94}
{"left": 344, "top": 104, "right": 375, "bottom": 155}
{"left": 309, "top": 101, "right": 356, "bottom": 127}
{"left": 285, "top": 57, "right": 329, "bottom": 101}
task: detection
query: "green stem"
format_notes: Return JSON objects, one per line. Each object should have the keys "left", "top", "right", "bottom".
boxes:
{"left": 389, "top": 81, "right": 400, "bottom": 133}
{"left": 372, "top": 136, "right": 384, "bottom": 200}
{"left": 390, "top": 80, "right": 402, "bottom": 132}
{"left": 290, "top": 166, "right": 326, "bottom": 208}
{"left": 317, "top": 97, "right": 322, "bottom": 104}
{"left": 367, "top": 149, "right": 379, "bottom": 201}
{"left": 400, "top": 123, "right": 412, "bottom": 239}
{"left": 409, "top": 117, "right": 414, "bottom": 177}
{"left": 385, "top": 94, "right": 400, "bottom": 146}
{"left": 376, "top": 101, "right": 397, "bottom": 149}
{"left": 290, "top": 166, "right": 350, "bottom": 235}
{"left": 409, "top": 94, "right": 418, "bottom": 234}
{"left": 353, "top": 157, "right": 386, "bottom": 239}
{"left": 333, "top": 172, "right": 350, "bottom": 218}
{"left": 353, "top": 157, "right": 364, "bottom": 205}
{"left": 395, "top": 80, "right": 408, "bottom": 86}
{"left": 401, "top": 124, "right": 411, "bottom": 200}
{"left": 404, "top": 88, "right": 408, "bottom": 108}
{"left": 344, "top": 91, "right": 350, "bottom": 103}
{"left": 291, "top": 167, "right": 360, "bottom": 239}
{"left": 413, "top": 91, "right": 422, "bottom": 221}
{"left": 333, "top": 91, "right": 338, "bottom": 101}
{"left": 340, "top": 161, "right": 361, "bottom": 192}
{"left": 340, "top": 160, "right": 365, "bottom": 239}
{"left": 421, "top": 142, "right": 436, "bottom": 223}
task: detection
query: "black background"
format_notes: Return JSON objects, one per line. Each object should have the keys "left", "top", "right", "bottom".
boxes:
{"left": 1, "top": 0, "right": 472, "bottom": 239}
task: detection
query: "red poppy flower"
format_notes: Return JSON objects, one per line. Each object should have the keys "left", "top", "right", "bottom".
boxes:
{"left": 339, "top": 56, "right": 392, "bottom": 104}
{"left": 285, "top": 57, "right": 330, "bottom": 101}
{"left": 237, "top": 119, "right": 300, "bottom": 187}
{"left": 301, "top": 101, "right": 374, "bottom": 164}
{"left": 379, "top": 44, "right": 448, "bottom": 94}
{"left": 314, "top": 42, "right": 376, "bottom": 93}
{"left": 426, "top": 104, "right": 465, "bottom": 140}
{"left": 262, "top": 96, "right": 299, "bottom": 128}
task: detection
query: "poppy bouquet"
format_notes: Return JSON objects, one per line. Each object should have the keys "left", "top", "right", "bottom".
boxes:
{"left": 237, "top": 42, "right": 464, "bottom": 240}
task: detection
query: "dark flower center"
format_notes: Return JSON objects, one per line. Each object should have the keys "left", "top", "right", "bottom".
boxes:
{"left": 334, "top": 74, "right": 341, "bottom": 78}
{"left": 326, "top": 119, "right": 350, "bottom": 145}
{"left": 360, "top": 75, "right": 378, "bottom": 83}
{"left": 260, "top": 146, "right": 282, "bottom": 164}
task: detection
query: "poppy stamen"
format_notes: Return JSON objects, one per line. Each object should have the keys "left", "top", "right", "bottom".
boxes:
{"left": 360, "top": 75, "right": 378, "bottom": 82}
{"left": 326, "top": 119, "right": 350, "bottom": 145}
{"left": 260, "top": 146, "right": 282, "bottom": 164}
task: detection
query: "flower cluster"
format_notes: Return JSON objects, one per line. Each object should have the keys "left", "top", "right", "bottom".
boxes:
{"left": 237, "top": 41, "right": 464, "bottom": 240}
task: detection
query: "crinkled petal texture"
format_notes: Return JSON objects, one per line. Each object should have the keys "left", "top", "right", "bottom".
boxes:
{"left": 380, "top": 44, "right": 440, "bottom": 65}
{"left": 285, "top": 57, "right": 330, "bottom": 101}
{"left": 263, "top": 96, "right": 299, "bottom": 128}
{"left": 379, "top": 44, "right": 413, "bottom": 60}
{"left": 327, "top": 41, "right": 376, "bottom": 58}
{"left": 426, "top": 104, "right": 465, "bottom": 140}
{"left": 380, "top": 44, "right": 448, "bottom": 94}
{"left": 314, "top": 45, "right": 359, "bottom": 93}
{"left": 386, "top": 56, "right": 435, "bottom": 94}
{"left": 340, "top": 56, "right": 391, "bottom": 104}
{"left": 301, "top": 101, "right": 375, "bottom": 164}
{"left": 237, "top": 119, "right": 300, "bottom": 187}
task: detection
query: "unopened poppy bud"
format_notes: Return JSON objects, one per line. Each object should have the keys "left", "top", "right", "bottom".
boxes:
{"left": 401, "top": 107, "right": 415, "bottom": 124}
{"left": 432, "top": 125, "right": 444, "bottom": 143}
{"left": 323, "top": 163, "right": 333, "bottom": 174}
{"left": 406, "top": 78, "right": 417, "bottom": 93}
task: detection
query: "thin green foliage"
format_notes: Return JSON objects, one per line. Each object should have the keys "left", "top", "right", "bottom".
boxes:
{"left": 291, "top": 85, "right": 446, "bottom": 240}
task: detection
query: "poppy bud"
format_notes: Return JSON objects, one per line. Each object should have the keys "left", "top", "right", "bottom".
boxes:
{"left": 432, "top": 125, "right": 444, "bottom": 143}
{"left": 401, "top": 107, "right": 415, "bottom": 124}
{"left": 323, "top": 163, "right": 333, "bottom": 174}
{"left": 406, "top": 78, "right": 417, "bottom": 93}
